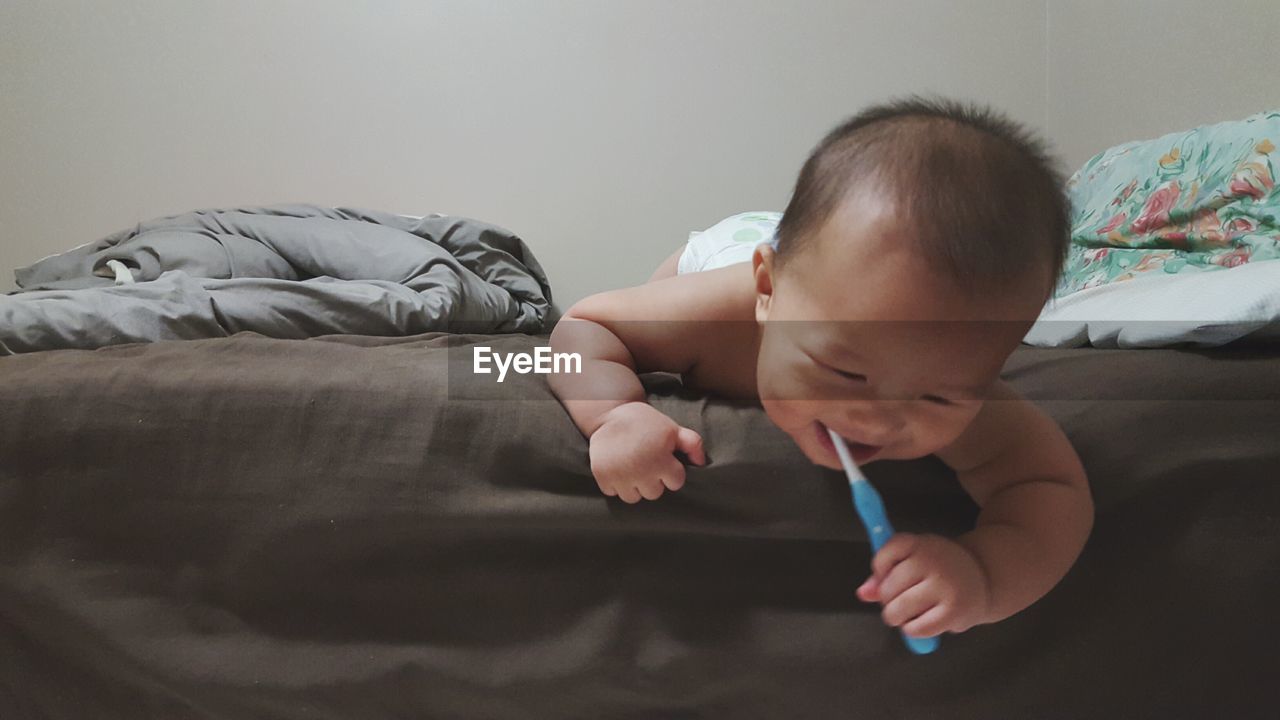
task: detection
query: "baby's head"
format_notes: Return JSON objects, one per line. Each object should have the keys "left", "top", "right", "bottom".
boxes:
{"left": 750, "top": 96, "right": 1069, "bottom": 469}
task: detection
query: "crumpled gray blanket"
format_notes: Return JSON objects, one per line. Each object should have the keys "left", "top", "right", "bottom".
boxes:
{"left": 1, "top": 205, "right": 554, "bottom": 354}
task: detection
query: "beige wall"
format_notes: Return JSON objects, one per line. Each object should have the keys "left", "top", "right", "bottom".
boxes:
{"left": 1046, "top": 0, "right": 1280, "bottom": 170}
{"left": 9, "top": 2, "right": 1277, "bottom": 306}
{"left": 1, "top": 0, "right": 1048, "bottom": 305}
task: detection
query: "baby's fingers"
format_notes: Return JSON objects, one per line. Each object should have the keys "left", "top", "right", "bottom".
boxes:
{"left": 660, "top": 457, "right": 687, "bottom": 492}
{"left": 902, "top": 605, "right": 950, "bottom": 639}
{"left": 856, "top": 576, "right": 880, "bottom": 602}
{"left": 881, "top": 581, "right": 938, "bottom": 629}
{"left": 622, "top": 461, "right": 673, "bottom": 500}
{"left": 675, "top": 426, "right": 706, "bottom": 466}
{"left": 614, "top": 484, "right": 643, "bottom": 504}
{"left": 636, "top": 478, "right": 666, "bottom": 501}
{"left": 877, "top": 560, "right": 927, "bottom": 603}
{"left": 871, "top": 532, "right": 920, "bottom": 580}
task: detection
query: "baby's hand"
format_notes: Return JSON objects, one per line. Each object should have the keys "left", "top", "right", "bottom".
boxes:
{"left": 856, "top": 533, "right": 992, "bottom": 638}
{"left": 588, "top": 402, "right": 706, "bottom": 504}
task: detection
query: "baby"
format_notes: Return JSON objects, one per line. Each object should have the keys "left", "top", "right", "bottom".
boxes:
{"left": 547, "top": 97, "right": 1093, "bottom": 640}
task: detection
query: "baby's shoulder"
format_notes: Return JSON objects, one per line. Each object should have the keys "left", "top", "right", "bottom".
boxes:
{"left": 660, "top": 262, "right": 758, "bottom": 322}
{"left": 651, "top": 265, "right": 760, "bottom": 383}
{"left": 567, "top": 262, "right": 755, "bottom": 323}
{"left": 562, "top": 263, "right": 758, "bottom": 376}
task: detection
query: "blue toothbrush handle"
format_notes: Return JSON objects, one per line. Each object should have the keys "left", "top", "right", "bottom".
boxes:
{"left": 852, "top": 480, "right": 941, "bottom": 655}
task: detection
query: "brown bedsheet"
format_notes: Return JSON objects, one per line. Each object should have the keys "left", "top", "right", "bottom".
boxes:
{"left": 1, "top": 333, "right": 1277, "bottom": 718}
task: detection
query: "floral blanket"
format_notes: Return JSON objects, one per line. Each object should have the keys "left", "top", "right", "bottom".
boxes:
{"left": 1059, "top": 110, "right": 1280, "bottom": 296}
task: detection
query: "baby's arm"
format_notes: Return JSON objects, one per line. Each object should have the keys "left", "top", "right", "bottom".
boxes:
{"left": 942, "top": 383, "right": 1093, "bottom": 623}
{"left": 860, "top": 381, "right": 1093, "bottom": 636}
{"left": 548, "top": 267, "right": 751, "bottom": 501}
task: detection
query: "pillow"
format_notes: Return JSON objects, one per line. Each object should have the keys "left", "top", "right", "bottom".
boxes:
{"left": 1026, "top": 257, "right": 1280, "bottom": 347}
{"left": 1058, "top": 109, "right": 1280, "bottom": 297}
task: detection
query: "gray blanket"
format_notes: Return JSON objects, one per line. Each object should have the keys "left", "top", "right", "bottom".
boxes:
{"left": 1, "top": 205, "right": 553, "bottom": 353}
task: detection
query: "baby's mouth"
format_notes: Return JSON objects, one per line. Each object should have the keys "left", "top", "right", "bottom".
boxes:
{"left": 814, "top": 422, "right": 882, "bottom": 463}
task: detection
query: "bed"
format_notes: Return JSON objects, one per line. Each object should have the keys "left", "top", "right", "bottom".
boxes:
{"left": 5, "top": 110, "right": 1280, "bottom": 718}
{"left": 2, "top": 329, "right": 1276, "bottom": 719}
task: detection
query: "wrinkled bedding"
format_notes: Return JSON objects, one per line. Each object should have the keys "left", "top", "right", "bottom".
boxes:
{"left": 1, "top": 332, "right": 1276, "bottom": 718}
{"left": 1060, "top": 109, "right": 1280, "bottom": 295}
{"left": 1, "top": 206, "right": 553, "bottom": 354}
{"left": 1037, "top": 110, "right": 1280, "bottom": 348}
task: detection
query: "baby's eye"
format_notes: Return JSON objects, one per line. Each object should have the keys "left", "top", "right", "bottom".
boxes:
{"left": 832, "top": 368, "right": 867, "bottom": 383}
{"left": 921, "top": 394, "right": 953, "bottom": 406}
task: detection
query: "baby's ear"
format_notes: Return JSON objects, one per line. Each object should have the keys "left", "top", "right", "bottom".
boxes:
{"left": 752, "top": 246, "right": 775, "bottom": 322}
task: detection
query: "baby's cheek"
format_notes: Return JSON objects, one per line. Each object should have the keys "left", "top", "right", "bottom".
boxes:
{"left": 761, "top": 398, "right": 810, "bottom": 427}
{"left": 759, "top": 370, "right": 822, "bottom": 404}
{"left": 915, "top": 411, "right": 978, "bottom": 453}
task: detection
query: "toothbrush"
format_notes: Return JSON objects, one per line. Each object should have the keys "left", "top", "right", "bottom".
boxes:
{"left": 827, "top": 427, "right": 940, "bottom": 655}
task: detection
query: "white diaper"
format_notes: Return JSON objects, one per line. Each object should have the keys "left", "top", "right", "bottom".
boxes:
{"left": 677, "top": 212, "right": 782, "bottom": 274}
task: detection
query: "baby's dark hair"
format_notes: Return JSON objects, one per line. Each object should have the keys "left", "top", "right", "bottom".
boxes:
{"left": 773, "top": 96, "right": 1070, "bottom": 297}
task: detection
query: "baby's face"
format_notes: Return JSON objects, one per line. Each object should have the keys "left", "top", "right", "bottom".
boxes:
{"left": 751, "top": 195, "right": 1043, "bottom": 470}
